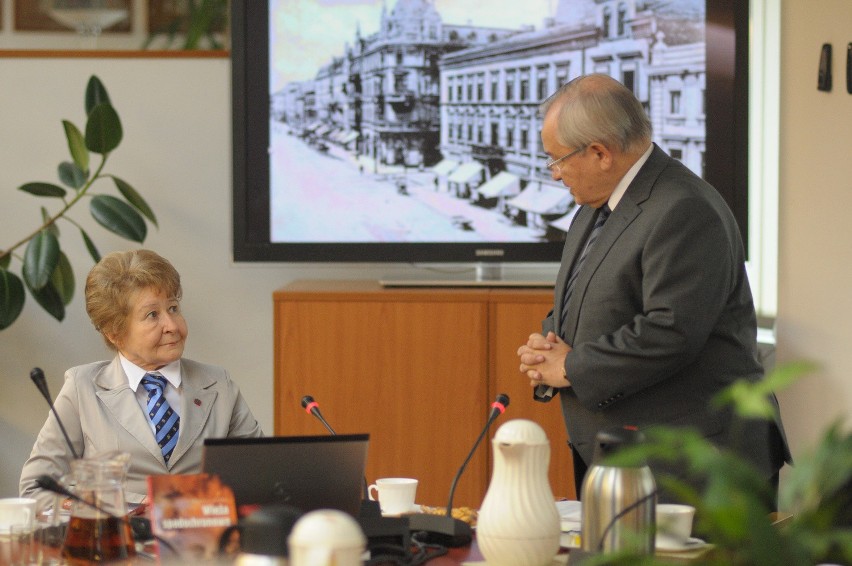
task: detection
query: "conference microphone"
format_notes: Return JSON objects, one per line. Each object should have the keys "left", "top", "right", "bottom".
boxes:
{"left": 408, "top": 393, "right": 510, "bottom": 548}
{"left": 30, "top": 367, "right": 80, "bottom": 460}
{"left": 300, "top": 395, "right": 337, "bottom": 435}
{"left": 300, "top": 395, "right": 380, "bottom": 518}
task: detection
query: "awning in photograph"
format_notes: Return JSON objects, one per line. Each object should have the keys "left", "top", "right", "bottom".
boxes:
{"left": 507, "top": 183, "right": 572, "bottom": 214}
{"left": 431, "top": 159, "right": 459, "bottom": 176}
{"left": 477, "top": 172, "right": 521, "bottom": 199}
{"left": 340, "top": 131, "right": 359, "bottom": 145}
{"left": 448, "top": 161, "right": 484, "bottom": 184}
{"left": 305, "top": 121, "right": 322, "bottom": 132}
{"left": 313, "top": 124, "right": 332, "bottom": 136}
{"left": 548, "top": 204, "right": 581, "bottom": 232}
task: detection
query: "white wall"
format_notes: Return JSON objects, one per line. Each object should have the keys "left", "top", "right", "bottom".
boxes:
{"left": 0, "top": 57, "right": 398, "bottom": 496}
{"left": 775, "top": 1, "right": 852, "bottom": 458}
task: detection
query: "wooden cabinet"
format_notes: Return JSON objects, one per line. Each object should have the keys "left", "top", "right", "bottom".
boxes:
{"left": 273, "top": 280, "right": 576, "bottom": 508}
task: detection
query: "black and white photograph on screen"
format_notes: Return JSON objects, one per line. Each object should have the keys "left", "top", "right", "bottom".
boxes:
{"left": 267, "top": 0, "right": 705, "bottom": 244}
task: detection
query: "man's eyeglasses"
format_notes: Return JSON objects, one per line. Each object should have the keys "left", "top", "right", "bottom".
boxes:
{"left": 545, "top": 145, "right": 586, "bottom": 171}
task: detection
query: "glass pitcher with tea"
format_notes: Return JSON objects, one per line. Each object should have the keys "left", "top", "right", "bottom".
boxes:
{"left": 61, "top": 451, "right": 136, "bottom": 564}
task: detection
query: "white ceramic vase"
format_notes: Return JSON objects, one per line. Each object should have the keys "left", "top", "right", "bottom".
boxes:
{"left": 476, "top": 419, "right": 560, "bottom": 566}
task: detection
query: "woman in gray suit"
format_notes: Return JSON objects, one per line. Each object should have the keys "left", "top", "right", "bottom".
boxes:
{"left": 20, "top": 249, "right": 263, "bottom": 510}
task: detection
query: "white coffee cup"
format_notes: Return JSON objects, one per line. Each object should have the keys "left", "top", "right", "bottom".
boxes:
{"left": 0, "top": 498, "right": 37, "bottom": 533}
{"left": 655, "top": 503, "right": 696, "bottom": 547}
{"left": 288, "top": 509, "right": 366, "bottom": 566}
{"left": 367, "top": 478, "right": 418, "bottom": 515}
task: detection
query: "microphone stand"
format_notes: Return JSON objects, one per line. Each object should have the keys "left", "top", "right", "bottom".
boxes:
{"left": 408, "top": 394, "right": 510, "bottom": 548}
{"left": 30, "top": 367, "right": 79, "bottom": 459}
{"left": 301, "top": 395, "right": 380, "bottom": 517}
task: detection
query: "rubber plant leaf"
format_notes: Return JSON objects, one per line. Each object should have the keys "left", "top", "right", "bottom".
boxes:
{"left": 89, "top": 195, "right": 147, "bottom": 242}
{"left": 22, "top": 230, "right": 60, "bottom": 290}
{"left": 0, "top": 269, "right": 26, "bottom": 330}
{"left": 85, "top": 104, "right": 122, "bottom": 155}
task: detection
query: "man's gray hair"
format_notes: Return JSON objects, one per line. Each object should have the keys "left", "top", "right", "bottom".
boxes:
{"left": 539, "top": 73, "right": 652, "bottom": 152}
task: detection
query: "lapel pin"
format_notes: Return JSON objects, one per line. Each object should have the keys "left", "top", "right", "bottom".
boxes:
{"left": 194, "top": 399, "right": 202, "bottom": 406}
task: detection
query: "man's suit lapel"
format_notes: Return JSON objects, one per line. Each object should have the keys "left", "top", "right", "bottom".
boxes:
{"left": 554, "top": 204, "right": 596, "bottom": 325}
{"left": 561, "top": 145, "right": 670, "bottom": 341}
{"left": 169, "top": 361, "right": 217, "bottom": 466}
{"left": 95, "top": 357, "right": 165, "bottom": 464}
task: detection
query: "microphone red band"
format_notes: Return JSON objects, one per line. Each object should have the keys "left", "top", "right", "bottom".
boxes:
{"left": 304, "top": 401, "right": 319, "bottom": 414}
{"left": 490, "top": 401, "right": 507, "bottom": 415}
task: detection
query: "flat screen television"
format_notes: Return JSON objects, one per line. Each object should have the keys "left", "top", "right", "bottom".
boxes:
{"left": 232, "top": 0, "right": 748, "bottom": 271}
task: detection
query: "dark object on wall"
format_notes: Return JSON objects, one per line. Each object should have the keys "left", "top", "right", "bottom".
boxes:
{"left": 818, "top": 43, "right": 832, "bottom": 91}
{"left": 847, "top": 43, "right": 851, "bottom": 94}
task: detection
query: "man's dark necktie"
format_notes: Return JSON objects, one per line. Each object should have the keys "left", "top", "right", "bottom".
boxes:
{"left": 141, "top": 373, "right": 180, "bottom": 463}
{"left": 560, "top": 205, "right": 611, "bottom": 332}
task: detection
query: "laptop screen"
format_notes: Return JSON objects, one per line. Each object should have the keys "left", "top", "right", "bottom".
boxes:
{"left": 201, "top": 434, "right": 369, "bottom": 518}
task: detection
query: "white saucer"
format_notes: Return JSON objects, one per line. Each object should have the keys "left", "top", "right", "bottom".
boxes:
{"left": 656, "top": 536, "right": 707, "bottom": 552}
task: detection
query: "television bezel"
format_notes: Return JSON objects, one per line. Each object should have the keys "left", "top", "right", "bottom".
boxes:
{"left": 231, "top": 1, "right": 749, "bottom": 263}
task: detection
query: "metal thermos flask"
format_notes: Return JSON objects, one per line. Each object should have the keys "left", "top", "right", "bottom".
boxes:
{"left": 580, "top": 426, "right": 656, "bottom": 554}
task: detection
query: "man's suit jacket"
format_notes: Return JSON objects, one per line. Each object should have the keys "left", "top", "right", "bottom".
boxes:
{"left": 541, "top": 145, "right": 790, "bottom": 478}
{"left": 20, "top": 356, "right": 263, "bottom": 509}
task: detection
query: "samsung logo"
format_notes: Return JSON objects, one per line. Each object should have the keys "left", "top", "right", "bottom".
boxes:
{"left": 475, "top": 249, "right": 505, "bottom": 257}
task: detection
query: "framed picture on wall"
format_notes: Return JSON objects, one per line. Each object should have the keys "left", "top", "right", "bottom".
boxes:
{"left": 14, "top": 0, "right": 131, "bottom": 33}
{"left": 147, "top": 0, "right": 227, "bottom": 34}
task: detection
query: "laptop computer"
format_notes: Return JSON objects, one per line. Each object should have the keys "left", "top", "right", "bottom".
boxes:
{"left": 201, "top": 434, "right": 369, "bottom": 518}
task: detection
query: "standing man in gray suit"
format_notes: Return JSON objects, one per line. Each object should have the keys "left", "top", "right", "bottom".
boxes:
{"left": 517, "top": 74, "right": 789, "bottom": 504}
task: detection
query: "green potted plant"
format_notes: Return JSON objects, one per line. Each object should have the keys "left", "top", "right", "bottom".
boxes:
{"left": 0, "top": 75, "right": 157, "bottom": 330}
{"left": 582, "top": 361, "right": 852, "bottom": 565}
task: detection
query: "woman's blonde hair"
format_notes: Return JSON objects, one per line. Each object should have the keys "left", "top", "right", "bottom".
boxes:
{"left": 85, "top": 249, "right": 182, "bottom": 350}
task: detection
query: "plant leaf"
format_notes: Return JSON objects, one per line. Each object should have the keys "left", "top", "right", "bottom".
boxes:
{"left": 62, "top": 120, "right": 90, "bottom": 172}
{"left": 90, "top": 195, "right": 147, "bottom": 242}
{"left": 0, "top": 253, "right": 10, "bottom": 270}
{"left": 113, "top": 176, "right": 158, "bottom": 227}
{"left": 85, "top": 75, "right": 112, "bottom": 116}
{"left": 40, "top": 207, "right": 59, "bottom": 238}
{"left": 0, "top": 269, "right": 26, "bottom": 330}
{"left": 19, "top": 182, "right": 67, "bottom": 198}
{"left": 85, "top": 104, "right": 123, "bottom": 154}
{"left": 22, "top": 231, "right": 60, "bottom": 290}
{"left": 80, "top": 228, "right": 101, "bottom": 263}
{"left": 25, "top": 277, "right": 65, "bottom": 322}
{"left": 50, "top": 251, "right": 75, "bottom": 305}
{"left": 58, "top": 161, "right": 88, "bottom": 190}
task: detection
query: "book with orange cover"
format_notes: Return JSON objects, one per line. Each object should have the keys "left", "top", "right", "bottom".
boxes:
{"left": 147, "top": 473, "right": 238, "bottom": 563}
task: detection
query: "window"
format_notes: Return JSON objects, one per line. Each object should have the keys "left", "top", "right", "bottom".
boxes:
{"left": 670, "top": 148, "right": 683, "bottom": 161}
{"left": 556, "top": 63, "right": 569, "bottom": 87}
{"left": 490, "top": 72, "right": 499, "bottom": 101}
{"left": 617, "top": 4, "right": 627, "bottom": 36}
{"left": 491, "top": 123, "right": 499, "bottom": 145}
{"left": 623, "top": 70, "right": 635, "bottom": 93}
{"left": 748, "top": 0, "right": 781, "bottom": 317}
{"left": 506, "top": 73, "right": 515, "bottom": 101}
{"left": 670, "top": 91, "right": 682, "bottom": 114}
{"left": 538, "top": 74, "right": 548, "bottom": 100}
{"left": 602, "top": 7, "right": 611, "bottom": 38}
{"left": 521, "top": 128, "right": 529, "bottom": 151}
{"left": 520, "top": 68, "right": 530, "bottom": 101}
{"left": 506, "top": 127, "right": 514, "bottom": 148}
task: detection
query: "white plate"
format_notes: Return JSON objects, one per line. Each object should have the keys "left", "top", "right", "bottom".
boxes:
{"left": 656, "top": 536, "right": 707, "bottom": 552}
